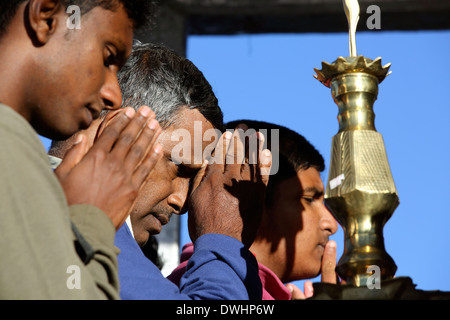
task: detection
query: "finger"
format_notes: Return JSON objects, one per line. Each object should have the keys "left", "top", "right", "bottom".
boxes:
{"left": 258, "top": 149, "right": 272, "bottom": 187}
{"left": 115, "top": 142, "right": 163, "bottom": 230}
{"left": 225, "top": 124, "right": 247, "bottom": 175}
{"left": 132, "top": 143, "right": 163, "bottom": 189}
{"left": 109, "top": 106, "right": 155, "bottom": 161}
{"left": 304, "top": 281, "right": 314, "bottom": 298}
{"left": 92, "top": 107, "right": 135, "bottom": 152}
{"left": 209, "top": 130, "right": 231, "bottom": 169}
{"left": 254, "top": 131, "right": 272, "bottom": 186}
{"left": 191, "top": 160, "right": 209, "bottom": 193}
{"left": 124, "top": 117, "right": 161, "bottom": 173}
{"left": 248, "top": 131, "right": 261, "bottom": 168}
{"left": 94, "top": 109, "right": 122, "bottom": 142}
{"left": 321, "top": 240, "right": 338, "bottom": 284}
{"left": 285, "top": 283, "right": 306, "bottom": 300}
{"left": 54, "top": 133, "right": 89, "bottom": 179}
{"left": 242, "top": 129, "right": 258, "bottom": 180}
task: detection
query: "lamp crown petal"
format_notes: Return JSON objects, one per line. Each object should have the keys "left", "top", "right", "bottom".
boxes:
{"left": 314, "top": 55, "right": 391, "bottom": 87}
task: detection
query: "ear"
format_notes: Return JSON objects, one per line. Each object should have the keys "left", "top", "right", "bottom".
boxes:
{"left": 27, "top": 0, "right": 63, "bottom": 45}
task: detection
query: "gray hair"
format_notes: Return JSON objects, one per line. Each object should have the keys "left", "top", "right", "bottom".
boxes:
{"left": 112, "top": 42, "right": 223, "bottom": 130}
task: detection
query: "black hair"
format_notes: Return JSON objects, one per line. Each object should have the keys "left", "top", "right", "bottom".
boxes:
{"left": 0, "top": 0, "right": 158, "bottom": 39}
{"left": 115, "top": 42, "right": 223, "bottom": 130}
{"left": 225, "top": 119, "right": 325, "bottom": 206}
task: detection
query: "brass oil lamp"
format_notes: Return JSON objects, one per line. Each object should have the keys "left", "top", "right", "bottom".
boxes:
{"left": 314, "top": 0, "right": 398, "bottom": 286}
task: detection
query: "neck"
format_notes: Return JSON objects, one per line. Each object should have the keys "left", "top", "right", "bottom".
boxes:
{"left": 250, "top": 238, "right": 287, "bottom": 282}
{"left": 0, "top": 61, "right": 30, "bottom": 121}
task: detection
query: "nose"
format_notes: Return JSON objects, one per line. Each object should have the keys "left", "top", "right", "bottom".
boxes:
{"left": 167, "top": 178, "right": 190, "bottom": 215}
{"left": 100, "top": 70, "right": 122, "bottom": 110}
{"left": 319, "top": 203, "right": 339, "bottom": 235}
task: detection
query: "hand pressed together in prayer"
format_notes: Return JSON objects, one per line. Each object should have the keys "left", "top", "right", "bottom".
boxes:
{"left": 188, "top": 124, "right": 272, "bottom": 248}
{"left": 55, "top": 106, "right": 162, "bottom": 229}
{"left": 286, "top": 240, "right": 339, "bottom": 299}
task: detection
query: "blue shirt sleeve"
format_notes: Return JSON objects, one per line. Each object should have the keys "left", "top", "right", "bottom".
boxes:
{"left": 114, "top": 225, "right": 262, "bottom": 300}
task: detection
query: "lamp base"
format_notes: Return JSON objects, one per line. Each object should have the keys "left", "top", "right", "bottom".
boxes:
{"left": 309, "top": 277, "right": 450, "bottom": 300}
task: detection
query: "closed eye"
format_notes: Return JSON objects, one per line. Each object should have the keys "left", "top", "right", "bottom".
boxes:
{"left": 177, "top": 164, "right": 200, "bottom": 179}
{"left": 302, "top": 196, "right": 315, "bottom": 204}
{"left": 104, "top": 48, "right": 117, "bottom": 67}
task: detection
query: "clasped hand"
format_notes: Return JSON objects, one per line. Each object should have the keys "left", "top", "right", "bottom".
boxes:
{"left": 188, "top": 124, "right": 272, "bottom": 248}
{"left": 55, "top": 106, "right": 162, "bottom": 229}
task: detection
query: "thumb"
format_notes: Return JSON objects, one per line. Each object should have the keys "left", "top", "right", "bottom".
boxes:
{"left": 191, "top": 160, "right": 208, "bottom": 193}
{"left": 54, "top": 133, "right": 89, "bottom": 179}
{"left": 304, "top": 280, "right": 314, "bottom": 298}
{"left": 285, "top": 283, "right": 306, "bottom": 300}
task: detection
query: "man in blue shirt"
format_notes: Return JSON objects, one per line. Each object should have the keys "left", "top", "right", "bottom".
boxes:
{"left": 49, "top": 43, "right": 271, "bottom": 300}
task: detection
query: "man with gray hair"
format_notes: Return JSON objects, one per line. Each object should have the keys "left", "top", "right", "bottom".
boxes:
{"left": 49, "top": 43, "right": 272, "bottom": 299}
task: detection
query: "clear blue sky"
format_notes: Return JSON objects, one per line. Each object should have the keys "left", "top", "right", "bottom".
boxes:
{"left": 40, "top": 29, "right": 450, "bottom": 293}
{"left": 180, "top": 30, "right": 450, "bottom": 292}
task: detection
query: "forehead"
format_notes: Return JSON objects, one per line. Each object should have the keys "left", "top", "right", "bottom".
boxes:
{"left": 81, "top": 5, "right": 134, "bottom": 54}
{"left": 157, "top": 108, "right": 220, "bottom": 167}
{"left": 277, "top": 167, "right": 324, "bottom": 196}
{"left": 297, "top": 167, "right": 323, "bottom": 190}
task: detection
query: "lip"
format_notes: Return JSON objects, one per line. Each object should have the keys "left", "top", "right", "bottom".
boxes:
{"left": 155, "top": 214, "right": 169, "bottom": 226}
{"left": 145, "top": 211, "right": 172, "bottom": 234}
{"left": 318, "top": 238, "right": 329, "bottom": 250}
{"left": 152, "top": 211, "right": 172, "bottom": 227}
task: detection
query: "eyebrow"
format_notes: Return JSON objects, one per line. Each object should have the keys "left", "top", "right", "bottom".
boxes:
{"left": 302, "top": 187, "right": 324, "bottom": 197}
